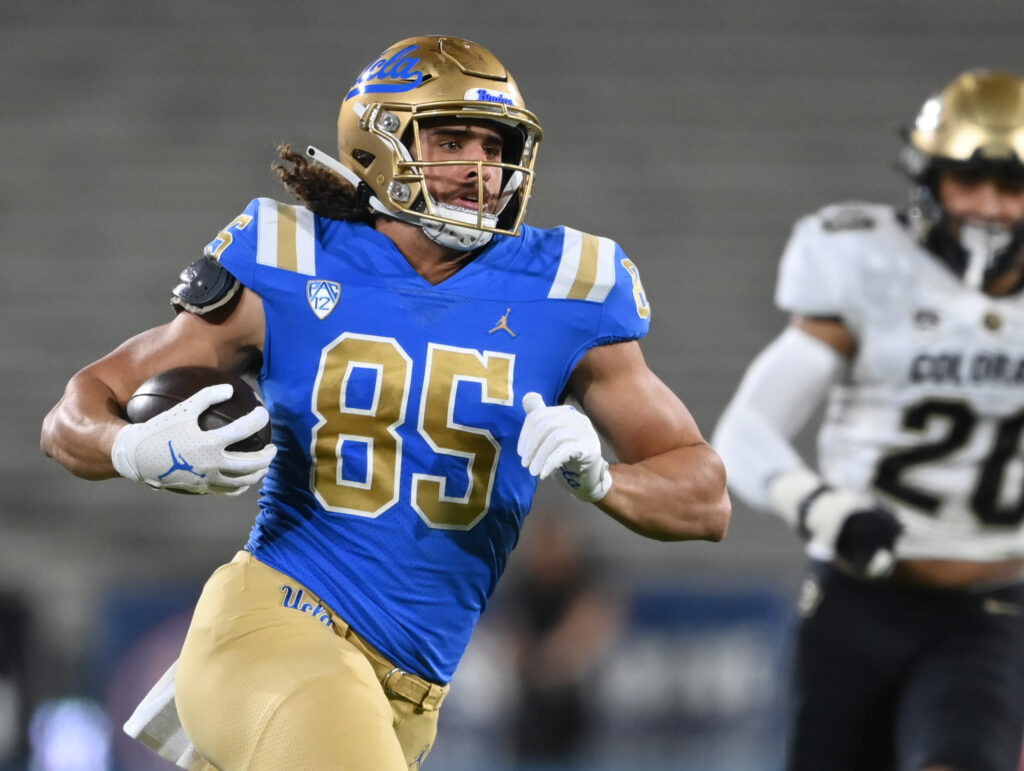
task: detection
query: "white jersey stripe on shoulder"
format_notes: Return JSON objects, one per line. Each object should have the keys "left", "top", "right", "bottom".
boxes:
{"left": 255, "top": 199, "right": 317, "bottom": 275}
{"left": 256, "top": 198, "right": 279, "bottom": 268}
{"left": 548, "top": 228, "right": 616, "bottom": 302}
{"left": 548, "top": 227, "right": 583, "bottom": 299}
{"left": 294, "top": 206, "right": 316, "bottom": 275}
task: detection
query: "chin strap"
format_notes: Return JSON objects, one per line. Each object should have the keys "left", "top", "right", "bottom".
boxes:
{"left": 420, "top": 204, "right": 496, "bottom": 250}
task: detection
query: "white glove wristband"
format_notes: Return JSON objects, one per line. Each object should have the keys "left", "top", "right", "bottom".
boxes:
{"left": 768, "top": 468, "right": 859, "bottom": 547}
{"left": 517, "top": 392, "right": 612, "bottom": 503}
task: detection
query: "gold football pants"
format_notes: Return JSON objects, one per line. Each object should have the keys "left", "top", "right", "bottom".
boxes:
{"left": 175, "top": 551, "right": 446, "bottom": 770}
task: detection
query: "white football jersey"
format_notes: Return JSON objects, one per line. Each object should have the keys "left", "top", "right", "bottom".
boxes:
{"left": 778, "top": 202, "right": 1024, "bottom": 561}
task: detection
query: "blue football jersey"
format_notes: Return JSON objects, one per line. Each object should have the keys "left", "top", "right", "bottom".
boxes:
{"left": 205, "top": 197, "right": 651, "bottom": 682}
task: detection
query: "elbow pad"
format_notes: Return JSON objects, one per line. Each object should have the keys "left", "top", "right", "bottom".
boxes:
{"left": 170, "top": 256, "right": 242, "bottom": 315}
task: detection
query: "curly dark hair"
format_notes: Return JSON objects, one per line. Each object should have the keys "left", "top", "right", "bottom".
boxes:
{"left": 272, "top": 144, "right": 373, "bottom": 222}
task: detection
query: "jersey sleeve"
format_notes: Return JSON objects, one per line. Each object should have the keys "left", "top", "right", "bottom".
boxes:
{"left": 598, "top": 241, "right": 652, "bottom": 343}
{"left": 201, "top": 198, "right": 264, "bottom": 291}
{"left": 774, "top": 205, "right": 864, "bottom": 318}
{"left": 543, "top": 226, "right": 651, "bottom": 344}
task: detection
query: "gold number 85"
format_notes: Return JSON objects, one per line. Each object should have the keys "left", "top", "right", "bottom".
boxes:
{"left": 310, "top": 333, "right": 514, "bottom": 530}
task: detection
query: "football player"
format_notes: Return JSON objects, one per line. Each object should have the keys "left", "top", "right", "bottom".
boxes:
{"left": 712, "top": 69, "right": 1024, "bottom": 771}
{"left": 41, "top": 36, "right": 730, "bottom": 770}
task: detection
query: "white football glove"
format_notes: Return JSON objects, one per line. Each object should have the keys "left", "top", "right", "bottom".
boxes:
{"left": 517, "top": 392, "right": 612, "bottom": 502}
{"left": 769, "top": 469, "right": 903, "bottom": 579}
{"left": 111, "top": 383, "right": 277, "bottom": 496}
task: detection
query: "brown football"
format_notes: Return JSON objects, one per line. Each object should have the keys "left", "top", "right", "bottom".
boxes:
{"left": 125, "top": 366, "right": 271, "bottom": 452}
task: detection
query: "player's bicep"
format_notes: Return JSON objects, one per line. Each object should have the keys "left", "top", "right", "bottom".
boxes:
{"left": 569, "top": 341, "right": 704, "bottom": 464}
{"left": 83, "top": 288, "right": 265, "bottom": 407}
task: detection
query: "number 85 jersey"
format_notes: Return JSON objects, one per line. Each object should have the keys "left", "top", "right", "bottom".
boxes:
{"left": 205, "top": 197, "right": 651, "bottom": 683}
{"left": 777, "top": 202, "right": 1024, "bottom": 562}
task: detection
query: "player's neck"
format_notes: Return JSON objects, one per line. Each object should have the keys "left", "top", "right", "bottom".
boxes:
{"left": 375, "top": 217, "right": 478, "bottom": 285}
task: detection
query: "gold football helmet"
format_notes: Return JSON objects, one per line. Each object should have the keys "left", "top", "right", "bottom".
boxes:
{"left": 905, "top": 69, "right": 1024, "bottom": 173}
{"left": 313, "top": 36, "right": 542, "bottom": 251}
{"left": 901, "top": 69, "right": 1024, "bottom": 290}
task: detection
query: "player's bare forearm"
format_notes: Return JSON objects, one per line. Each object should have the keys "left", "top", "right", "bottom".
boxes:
{"left": 597, "top": 441, "right": 731, "bottom": 541}
{"left": 41, "top": 324, "right": 217, "bottom": 479}
{"left": 567, "top": 342, "right": 730, "bottom": 541}
{"left": 41, "top": 367, "right": 126, "bottom": 480}
{"left": 42, "top": 329, "right": 175, "bottom": 479}
{"left": 43, "top": 294, "right": 265, "bottom": 481}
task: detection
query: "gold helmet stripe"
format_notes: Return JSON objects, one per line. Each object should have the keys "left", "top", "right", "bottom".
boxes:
{"left": 548, "top": 228, "right": 617, "bottom": 302}
{"left": 255, "top": 198, "right": 317, "bottom": 275}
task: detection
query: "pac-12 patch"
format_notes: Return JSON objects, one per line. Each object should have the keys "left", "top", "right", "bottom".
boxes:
{"left": 307, "top": 280, "right": 341, "bottom": 319}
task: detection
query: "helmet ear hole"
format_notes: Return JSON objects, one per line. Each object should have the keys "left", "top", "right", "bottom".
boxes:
{"left": 351, "top": 149, "right": 375, "bottom": 169}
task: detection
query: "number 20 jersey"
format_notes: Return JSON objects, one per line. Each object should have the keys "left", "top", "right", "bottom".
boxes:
{"left": 208, "top": 197, "right": 650, "bottom": 682}
{"left": 777, "top": 202, "right": 1024, "bottom": 562}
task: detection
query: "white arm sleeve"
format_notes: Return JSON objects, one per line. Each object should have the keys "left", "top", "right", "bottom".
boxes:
{"left": 711, "top": 325, "right": 843, "bottom": 510}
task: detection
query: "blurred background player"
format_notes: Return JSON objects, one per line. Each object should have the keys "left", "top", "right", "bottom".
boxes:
{"left": 712, "top": 68, "right": 1024, "bottom": 771}
{"left": 502, "top": 514, "right": 624, "bottom": 764}
{"left": 40, "top": 36, "right": 729, "bottom": 770}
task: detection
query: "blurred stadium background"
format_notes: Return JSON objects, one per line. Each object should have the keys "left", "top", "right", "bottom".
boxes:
{"left": 4, "top": 1, "right": 1023, "bottom": 768}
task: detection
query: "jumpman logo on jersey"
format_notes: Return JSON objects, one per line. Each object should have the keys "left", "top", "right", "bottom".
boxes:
{"left": 488, "top": 308, "right": 517, "bottom": 336}
{"left": 157, "top": 441, "right": 206, "bottom": 480}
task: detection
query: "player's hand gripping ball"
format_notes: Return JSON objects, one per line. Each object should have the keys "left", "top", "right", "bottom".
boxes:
{"left": 113, "top": 366, "right": 276, "bottom": 495}
{"left": 126, "top": 367, "right": 271, "bottom": 451}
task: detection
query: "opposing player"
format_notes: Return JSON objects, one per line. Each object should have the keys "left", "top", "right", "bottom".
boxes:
{"left": 712, "top": 69, "right": 1024, "bottom": 771}
{"left": 40, "top": 36, "right": 730, "bottom": 770}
